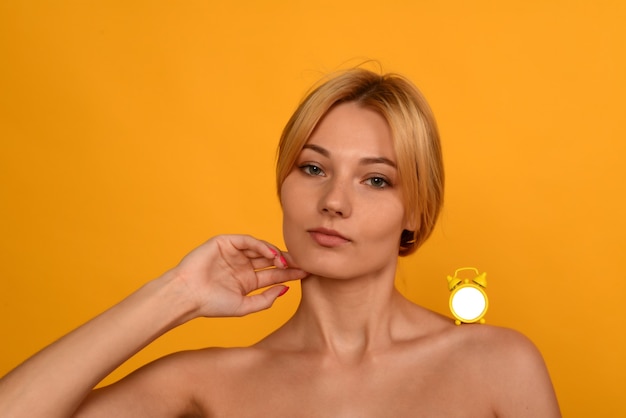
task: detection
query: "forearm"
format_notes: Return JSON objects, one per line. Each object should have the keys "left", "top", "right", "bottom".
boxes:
{"left": 0, "top": 235, "right": 300, "bottom": 418}
{"left": 0, "top": 272, "right": 195, "bottom": 418}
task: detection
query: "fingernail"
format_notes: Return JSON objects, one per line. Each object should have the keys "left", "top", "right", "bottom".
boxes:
{"left": 279, "top": 255, "right": 288, "bottom": 268}
{"left": 278, "top": 286, "right": 289, "bottom": 297}
{"left": 269, "top": 248, "right": 278, "bottom": 256}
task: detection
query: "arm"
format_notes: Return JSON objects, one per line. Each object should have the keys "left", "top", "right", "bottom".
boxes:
{"left": 0, "top": 235, "right": 307, "bottom": 418}
{"left": 488, "top": 329, "right": 561, "bottom": 418}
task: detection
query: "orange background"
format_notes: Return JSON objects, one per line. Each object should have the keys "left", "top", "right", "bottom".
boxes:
{"left": 1, "top": 1, "right": 624, "bottom": 416}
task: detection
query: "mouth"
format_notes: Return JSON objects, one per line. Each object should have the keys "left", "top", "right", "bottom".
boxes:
{"left": 307, "top": 227, "right": 351, "bottom": 248}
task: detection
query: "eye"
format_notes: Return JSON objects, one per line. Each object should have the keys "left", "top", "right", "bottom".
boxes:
{"left": 299, "top": 164, "right": 325, "bottom": 177}
{"left": 364, "top": 176, "right": 390, "bottom": 189}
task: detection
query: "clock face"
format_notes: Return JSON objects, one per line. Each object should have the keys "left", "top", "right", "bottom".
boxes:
{"left": 450, "top": 285, "right": 488, "bottom": 322}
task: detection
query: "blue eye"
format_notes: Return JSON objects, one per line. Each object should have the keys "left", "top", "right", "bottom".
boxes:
{"left": 300, "top": 164, "right": 325, "bottom": 176}
{"left": 364, "top": 177, "right": 390, "bottom": 189}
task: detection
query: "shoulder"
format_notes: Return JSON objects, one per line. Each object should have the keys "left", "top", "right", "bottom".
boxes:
{"left": 446, "top": 323, "right": 540, "bottom": 356}
{"left": 451, "top": 325, "right": 547, "bottom": 375}
{"left": 443, "top": 324, "right": 561, "bottom": 417}
{"left": 406, "top": 310, "right": 548, "bottom": 376}
{"left": 399, "top": 306, "right": 561, "bottom": 417}
{"left": 430, "top": 323, "right": 547, "bottom": 381}
{"left": 143, "top": 345, "right": 270, "bottom": 380}
{"left": 398, "top": 301, "right": 548, "bottom": 373}
{"left": 77, "top": 347, "right": 265, "bottom": 417}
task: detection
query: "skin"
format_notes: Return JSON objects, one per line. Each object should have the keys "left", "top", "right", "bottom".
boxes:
{"left": 0, "top": 102, "right": 561, "bottom": 418}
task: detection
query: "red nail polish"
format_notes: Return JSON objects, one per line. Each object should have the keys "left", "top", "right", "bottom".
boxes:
{"left": 279, "top": 255, "right": 288, "bottom": 268}
{"left": 269, "top": 248, "right": 278, "bottom": 256}
{"left": 278, "top": 286, "right": 289, "bottom": 297}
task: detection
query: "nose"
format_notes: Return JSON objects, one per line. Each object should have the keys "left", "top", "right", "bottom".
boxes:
{"left": 319, "top": 177, "right": 352, "bottom": 218}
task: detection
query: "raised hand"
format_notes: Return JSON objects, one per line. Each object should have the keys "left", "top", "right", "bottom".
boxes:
{"left": 0, "top": 234, "right": 307, "bottom": 418}
{"left": 169, "top": 235, "right": 308, "bottom": 319}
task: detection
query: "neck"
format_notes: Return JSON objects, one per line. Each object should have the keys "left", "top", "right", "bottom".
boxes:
{"left": 285, "top": 267, "right": 414, "bottom": 360}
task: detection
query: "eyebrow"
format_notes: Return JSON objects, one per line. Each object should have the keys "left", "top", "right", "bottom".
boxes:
{"left": 302, "top": 144, "right": 397, "bottom": 168}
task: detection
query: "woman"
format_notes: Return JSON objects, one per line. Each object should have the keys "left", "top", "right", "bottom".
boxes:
{"left": 0, "top": 68, "right": 561, "bottom": 417}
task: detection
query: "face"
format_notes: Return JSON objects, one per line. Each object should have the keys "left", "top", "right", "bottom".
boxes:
{"left": 280, "top": 101, "right": 412, "bottom": 279}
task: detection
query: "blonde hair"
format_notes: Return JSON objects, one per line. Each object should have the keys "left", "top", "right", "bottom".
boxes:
{"left": 276, "top": 68, "right": 444, "bottom": 255}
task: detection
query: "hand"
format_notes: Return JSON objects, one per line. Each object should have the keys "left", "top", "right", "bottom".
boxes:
{"left": 169, "top": 235, "right": 307, "bottom": 319}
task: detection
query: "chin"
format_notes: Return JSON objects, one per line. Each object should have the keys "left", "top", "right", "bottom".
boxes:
{"left": 290, "top": 248, "right": 380, "bottom": 280}
{"left": 284, "top": 232, "right": 398, "bottom": 280}
{"left": 286, "top": 245, "right": 345, "bottom": 279}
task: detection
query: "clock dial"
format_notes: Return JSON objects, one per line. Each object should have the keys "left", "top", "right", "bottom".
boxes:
{"left": 451, "top": 286, "right": 487, "bottom": 322}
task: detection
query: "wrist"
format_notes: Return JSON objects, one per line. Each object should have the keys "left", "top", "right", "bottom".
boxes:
{"left": 148, "top": 269, "right": 203, "bottom": 327}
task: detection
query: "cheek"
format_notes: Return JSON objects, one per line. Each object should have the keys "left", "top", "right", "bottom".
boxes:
{"left": 280, "top": 176, "right": 302, "bottom": 221}
{"left": 363, "top": 201, "right": 405, "bottom": 234}
{"left": 358, "top": 202, "right": 407, "bottom": 260}
{"left": 280, "top": 176, "right": 305, "bottom": 245}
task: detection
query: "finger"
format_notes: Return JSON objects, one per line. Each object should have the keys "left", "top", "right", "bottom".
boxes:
{"left": 258, "top": 242, "right": 290, "bottom": 269}
{"left": 240, "top": 249, "right": 285, "bottom": 270}
{"left": 236, "top": 285, "right": 290, "bottom": 316}
{"left": 215, "top": 236, "right": 289, "bottom": 277}
{"left": 228, "top": 235, "right": 278, "bottom": 260}
{"left": 255, "top": 266, "right": 308, "bottom": 289}
{"left": 242, "top": 244, "right": 288, "bottom": 270}
{"left": 225, "top": 236, "right": 290, "bottom": 270}
{"left": 250, "top": 257, "right": 276, "bottom": 270}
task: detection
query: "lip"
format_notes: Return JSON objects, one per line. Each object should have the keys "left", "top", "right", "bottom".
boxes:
{"left": 307, "top": 227, "right": 351, "bottom": 248}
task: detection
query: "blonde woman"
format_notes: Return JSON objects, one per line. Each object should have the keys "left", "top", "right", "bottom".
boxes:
{"left": 0, "top": 69, "right": 561, "bottom": 417}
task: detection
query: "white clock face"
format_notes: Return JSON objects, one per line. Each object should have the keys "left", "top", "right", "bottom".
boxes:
{"left": 451, "top": 286, "right": 487, "bottom": 321}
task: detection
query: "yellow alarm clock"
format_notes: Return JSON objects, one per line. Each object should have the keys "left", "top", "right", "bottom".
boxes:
{"left": 447, "top": 267, "right": 488, "bottom": 325}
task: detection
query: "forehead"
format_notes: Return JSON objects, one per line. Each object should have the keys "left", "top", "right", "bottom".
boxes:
{"left": 305, "top": 102, "right": 395, "bottom": 160}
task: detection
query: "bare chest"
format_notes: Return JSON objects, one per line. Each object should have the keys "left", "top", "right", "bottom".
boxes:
{"left": 197, "top": 355, "right": 493, "bottom": 418}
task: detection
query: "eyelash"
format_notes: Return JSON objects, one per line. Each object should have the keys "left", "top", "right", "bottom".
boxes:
{"left": 364, "top": 176, "right": 391, "bottom": 189}
{"left": 298, "top": 164, "right": 392, "bottom": 189}
{"left": 299, "top": 163, "right": 325, "bottom": 177}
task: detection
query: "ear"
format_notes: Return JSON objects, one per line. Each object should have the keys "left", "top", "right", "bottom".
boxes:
{"left": 403, "top": 212, "right": 419, "bottom": 232}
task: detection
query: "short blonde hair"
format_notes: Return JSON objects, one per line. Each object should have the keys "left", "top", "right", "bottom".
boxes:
{"left": 276, "top": 68, "right": 444, "bottom": 255}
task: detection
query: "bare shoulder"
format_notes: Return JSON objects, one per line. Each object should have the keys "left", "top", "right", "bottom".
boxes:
{"left": 131, "top": 346, "right": 270, "bottom": 393}
{"left": 438, "top": 323, "right": 561, "bottom": 417}
{"left": 452, "top": 325, "right": 548, "bottom": 375}
{"left": 446, "top": 323, "right": 544, "bottom": 361}
{"left": 76, "top": 347, "right": 262, "bottom": 418}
